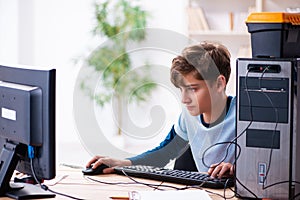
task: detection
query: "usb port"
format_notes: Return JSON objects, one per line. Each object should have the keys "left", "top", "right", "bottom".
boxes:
{"left": 258, "top": 163, "right": 266, "bottom": 185}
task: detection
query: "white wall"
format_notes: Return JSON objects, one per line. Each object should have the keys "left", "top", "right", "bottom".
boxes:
{"left": 0, "top": 0, "right": 18, "bottom": 63}
{"left": 0, "top": 0, "right": 189, "bottom": 166}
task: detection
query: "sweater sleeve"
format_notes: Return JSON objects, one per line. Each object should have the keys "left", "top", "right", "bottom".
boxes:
{"left": 127, "top": 125, "right": 188, "bottom": 167}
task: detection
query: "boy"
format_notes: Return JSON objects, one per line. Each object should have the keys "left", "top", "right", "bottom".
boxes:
{"left": 86, "top": 41, "right": 235, "bottom": 178}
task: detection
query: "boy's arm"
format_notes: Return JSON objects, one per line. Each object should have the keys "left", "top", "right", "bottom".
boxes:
{"left": 127, "top": 125, "right": 188, "bottom": 167}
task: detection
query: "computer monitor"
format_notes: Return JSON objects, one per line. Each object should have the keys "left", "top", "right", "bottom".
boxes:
{"left": 0, "top": 64, "right": 56, "bottom": 199}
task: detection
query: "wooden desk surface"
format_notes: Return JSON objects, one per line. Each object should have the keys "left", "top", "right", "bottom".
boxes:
{"left": 0, "top": 167, "right": 238, "bottom": 200}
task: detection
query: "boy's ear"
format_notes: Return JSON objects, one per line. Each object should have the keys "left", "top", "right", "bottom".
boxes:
{"left": 216, "top": 75, "right": 226, "bottom": 90}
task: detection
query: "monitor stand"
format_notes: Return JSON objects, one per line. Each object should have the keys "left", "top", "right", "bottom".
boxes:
{"left": 6, "top": 182, "right": 55, "bottom": 199}
{"left": 0, "top": 141, "right": 55, "bottom": 199}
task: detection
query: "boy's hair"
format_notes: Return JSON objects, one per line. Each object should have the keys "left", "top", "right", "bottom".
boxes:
{"left": 170, "top": 41, "right": 231, "bottom": 87}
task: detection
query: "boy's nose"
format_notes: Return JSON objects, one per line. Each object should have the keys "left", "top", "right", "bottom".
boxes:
{"left": 181, "top": 91, "right": 191, "bottom": 104}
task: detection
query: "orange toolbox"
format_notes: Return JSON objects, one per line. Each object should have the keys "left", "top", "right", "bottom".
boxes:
{"left": 246, "top": 12, "right": 300, "bottom": 58}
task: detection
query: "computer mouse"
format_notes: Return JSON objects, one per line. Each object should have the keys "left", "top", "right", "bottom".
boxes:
{"left": 82, "top": 164, "right": 109, "bottom": 175}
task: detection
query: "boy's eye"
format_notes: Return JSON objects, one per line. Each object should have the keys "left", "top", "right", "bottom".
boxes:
{"left": 188, "top": 87, "right": 197, "bottom": 92}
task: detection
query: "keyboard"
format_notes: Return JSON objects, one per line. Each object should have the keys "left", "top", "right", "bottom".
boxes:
{"left": 114, "top": 165, "right": 234, "bottom": 189}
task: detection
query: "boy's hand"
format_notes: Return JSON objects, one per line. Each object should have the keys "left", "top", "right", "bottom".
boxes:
{"left": 207, "top": 162, "right": 234, "bottom": 178}
{"left": 86, "top": 156, "right": 132, "bottom": 174}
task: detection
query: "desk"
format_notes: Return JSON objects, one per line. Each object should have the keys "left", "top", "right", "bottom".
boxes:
{"left": 0, "top": 167, "right": 238, "bottom": 200}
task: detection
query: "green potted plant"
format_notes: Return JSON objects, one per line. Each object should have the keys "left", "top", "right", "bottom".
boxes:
{"left": 81, "top": 0, "right": 156, "bottom": 135}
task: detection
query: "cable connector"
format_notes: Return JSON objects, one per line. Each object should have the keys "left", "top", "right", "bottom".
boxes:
{"left": 28, "top": 145, "right": 35, "bottom": 159}
{"left": 41, "top": 184, "right": 49, "bottom": 191}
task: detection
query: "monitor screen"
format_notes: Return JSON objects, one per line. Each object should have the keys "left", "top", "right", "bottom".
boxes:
{"left": 0, "top": 64, "right": 56, "bottom": 198}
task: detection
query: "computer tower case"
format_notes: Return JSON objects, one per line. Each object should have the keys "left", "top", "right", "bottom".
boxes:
{"left": 236, "top": 58, "right": 300, "bottom": 199}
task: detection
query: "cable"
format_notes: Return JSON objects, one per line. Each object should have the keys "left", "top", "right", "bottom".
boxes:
{"left": 230, "top": 66, "right": 258, "bottom": 199}
{"left": 198, "top": 67, "right": 257, "bottom": 199}
{"left": 86, "top": 172, "right": 236, "bottom": 200}
{"left": 84, "top": 175, "right": 145, "bottom": 186}
{"left": 120, "top": 169, "right": 191, "bottom": 190}
{"left": 85, "top": 168, "right": 239, "bottom": 199}
{"left": 233, "top": 66, "right": 255, "bottom": 142}
{"left": 86, "top": 172, "right": 198, "bottom": 191}
{"left": 261, "top": 67, "right": 277, "bottom": 190}
{"left": 263, "top": 180, "right": 300, "bottom": 190}
{"left": 28, "top": 146, "right": 85, "bottom": 200}
{"left": 226, "top": 186, "right": 243, "bottom": 200}
{"left": 235, "top": 176, "right": 258, "bottom": 199}
{"left": 222, "top": 179, "right": 236, "bottom": 200}
{"left": 258, "top": 67, "right": 300, "bottom": 198}
{"left": 200, "top": 72, "right": 251, "bottom": 170}
{"left": 257, "top": 66, "right": 287, "bottom": 191}
{"left": 291, "top": 192, "right": 300, "bottom": 200}
{"left": 201, "top": 141, "right": 241, "bottom": 169}
{"left": 202, "top": 66, "right": 255, "bottom": 167}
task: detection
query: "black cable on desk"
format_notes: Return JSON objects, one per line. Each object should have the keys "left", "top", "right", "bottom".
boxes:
{"left": 29, "top": 150, "right": 85, "bottom": 200}
{"left": 84, "top": 172, "right": 181, "bottom": 191}
{"left": 85, "top": 172, "right": 236, "bottom": 200}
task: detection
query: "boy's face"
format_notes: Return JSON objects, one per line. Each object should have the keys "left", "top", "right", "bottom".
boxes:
{"left": 179, "top": 73, "right": 214, "bottom": 116}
